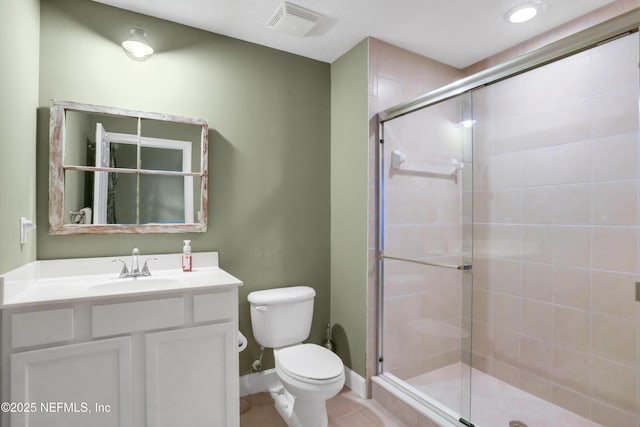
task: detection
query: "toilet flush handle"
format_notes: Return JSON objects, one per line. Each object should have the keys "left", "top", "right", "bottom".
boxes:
{"left": 254, "top": 306, "right": 268, "bottom": 312}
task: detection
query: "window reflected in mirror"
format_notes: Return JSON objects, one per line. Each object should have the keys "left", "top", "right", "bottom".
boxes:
{"left": 50, "top": 101, "right": 208, "bottom": 234}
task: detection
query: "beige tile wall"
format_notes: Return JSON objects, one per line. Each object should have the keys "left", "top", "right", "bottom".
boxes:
{"left": 471, "top": 33, "right": 640, "bottom": 426}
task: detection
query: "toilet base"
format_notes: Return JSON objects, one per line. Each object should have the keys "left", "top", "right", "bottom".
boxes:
{"left": 269, "top": 385, "right": 329, "bottom": 427}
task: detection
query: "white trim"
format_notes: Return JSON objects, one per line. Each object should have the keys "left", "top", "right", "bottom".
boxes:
{"left": 239, "top": 366, "right": 368, "bottom": 399}
{"left": 93, "top": 126, "right": 194, "bottom": 224}
{"left": 343, "top": 367, "right": 367, "bottom": 399}
{"left": 239, "top": 369, "right": 279, "bottom": 397}
{"left": 94, "top": 123, "right": 108, "bottom": 225}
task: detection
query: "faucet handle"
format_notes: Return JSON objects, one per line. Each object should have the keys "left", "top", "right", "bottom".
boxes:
{"left": 111, "top": 259, "right": 129, "bottom": 278}
{"left": 141, "top": 257, "right": 159, "bottom": 276}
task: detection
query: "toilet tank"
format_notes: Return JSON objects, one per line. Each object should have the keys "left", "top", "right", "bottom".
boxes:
{"left": 248, "top": 286, "right": 315, "bottom": 348}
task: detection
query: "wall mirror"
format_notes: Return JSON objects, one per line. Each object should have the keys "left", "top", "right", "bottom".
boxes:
{"left": 49, "top": 101, "right": 208, "bottom": 234}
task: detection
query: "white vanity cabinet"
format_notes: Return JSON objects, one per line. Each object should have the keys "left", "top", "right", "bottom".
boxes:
{"left": 10, "top": 337, "right": 132, "bottom": 427}
{"left": 145, "top": 323, "right": 237, "bottom": 427}
{"left": 1, "top": 285, "right": 240, "bottom": 427}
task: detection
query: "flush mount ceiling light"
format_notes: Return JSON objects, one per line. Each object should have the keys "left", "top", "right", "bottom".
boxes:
{"left": 122, "top": 28, "right": 154, "bottom": 61}
{"left": 505, "top": 2, "right": 543, "bottom": 24}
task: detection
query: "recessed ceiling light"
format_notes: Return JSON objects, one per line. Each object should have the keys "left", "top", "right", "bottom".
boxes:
{"left": 505, "top": 2, "right": 542, "bottom": 24}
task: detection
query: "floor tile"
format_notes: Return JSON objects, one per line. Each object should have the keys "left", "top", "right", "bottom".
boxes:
{"left": 240, "top": 388, "right": 409, "bottom": 427}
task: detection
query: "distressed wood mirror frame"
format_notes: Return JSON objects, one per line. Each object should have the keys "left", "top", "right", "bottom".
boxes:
{"left": 49, "top": 101, "right": 208, "bottom": 234}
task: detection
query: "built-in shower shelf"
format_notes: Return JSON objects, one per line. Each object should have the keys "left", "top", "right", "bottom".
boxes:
{"left": 390, "top": 150, "right": 464, "bottom": 176}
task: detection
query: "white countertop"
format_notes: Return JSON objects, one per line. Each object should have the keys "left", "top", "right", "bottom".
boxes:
{"left": 0, "top": 251, "right": 242, "bottom": 308}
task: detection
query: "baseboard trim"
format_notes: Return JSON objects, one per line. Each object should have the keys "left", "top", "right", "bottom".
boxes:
{"left": 239, "top": 366, "right": 368, "bottom": 399}
{"left": 344, "top": 366, "right": 367, "bottom": 399}
{"left": 239, "top": 369, "right": 279, "bottom": 397}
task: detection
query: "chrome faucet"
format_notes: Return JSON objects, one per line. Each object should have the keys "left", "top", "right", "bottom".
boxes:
{"left": 112, "top": 248, "right": 158, "bottom": 278}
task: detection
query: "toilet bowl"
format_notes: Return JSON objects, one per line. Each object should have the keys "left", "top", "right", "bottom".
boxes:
{"left": 248, "top": 286, "right": 345, "bottom": 427}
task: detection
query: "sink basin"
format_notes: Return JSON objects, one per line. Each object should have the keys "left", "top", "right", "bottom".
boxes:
{"left": 87, "top": 276, "right": 182, "bottom": 293}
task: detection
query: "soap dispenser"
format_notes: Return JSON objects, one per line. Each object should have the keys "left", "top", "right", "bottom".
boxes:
{"left": 182, "top": 240, "right": 192, "bottom": 272}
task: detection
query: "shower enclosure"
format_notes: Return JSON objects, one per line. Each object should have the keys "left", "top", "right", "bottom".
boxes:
{"left": 377, "top": 16, "right": 640, "bottom": 427}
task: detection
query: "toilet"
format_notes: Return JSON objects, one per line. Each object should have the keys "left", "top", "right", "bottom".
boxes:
{"left": 248, "top": 286, "right": 344, "bottom": 427}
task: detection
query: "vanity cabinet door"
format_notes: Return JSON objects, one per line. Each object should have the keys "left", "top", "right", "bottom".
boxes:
{"left": 145, "top": 322, "right": 239, "bottom": 427}
{"left": 10, "top": 337, "right": 132, "bottom": 427}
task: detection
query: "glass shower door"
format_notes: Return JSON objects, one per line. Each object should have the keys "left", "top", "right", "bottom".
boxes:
{"left": 379, "top": 93, "right": 474, "bottom": 424}
{"left": 378, "top": 29, "right": 640, "bottom": 427}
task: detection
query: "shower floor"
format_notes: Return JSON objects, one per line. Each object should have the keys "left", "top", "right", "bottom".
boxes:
{"left": 406, "top": 363, "right": 600, "bottom": 427}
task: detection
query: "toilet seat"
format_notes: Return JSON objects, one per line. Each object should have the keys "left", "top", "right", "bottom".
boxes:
{"left": 276, "top": 344, "right": 343, "bottom": 383}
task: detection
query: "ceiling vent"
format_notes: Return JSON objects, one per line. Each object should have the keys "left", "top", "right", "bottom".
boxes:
{"left": 267, "top": 2, "right": 322, "bottom": 37}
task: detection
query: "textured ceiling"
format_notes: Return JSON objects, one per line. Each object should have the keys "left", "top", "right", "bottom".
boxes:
{"left": 93, "top": 0, "right": 616, "bottom": 68}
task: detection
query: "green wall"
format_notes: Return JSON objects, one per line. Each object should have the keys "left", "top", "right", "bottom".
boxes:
{"left": 36, "top": 0, "right": 330, "bottom": 373}
{"left": 329, "top": 40, "right": 369, "bottom": 376}
{"left": 0, "top": 0, "right": 40, "bottom": 274}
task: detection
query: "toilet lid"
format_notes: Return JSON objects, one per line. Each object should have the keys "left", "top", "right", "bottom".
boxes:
{"left": 277, "top": 344, "right": 343, "bottom": 381}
